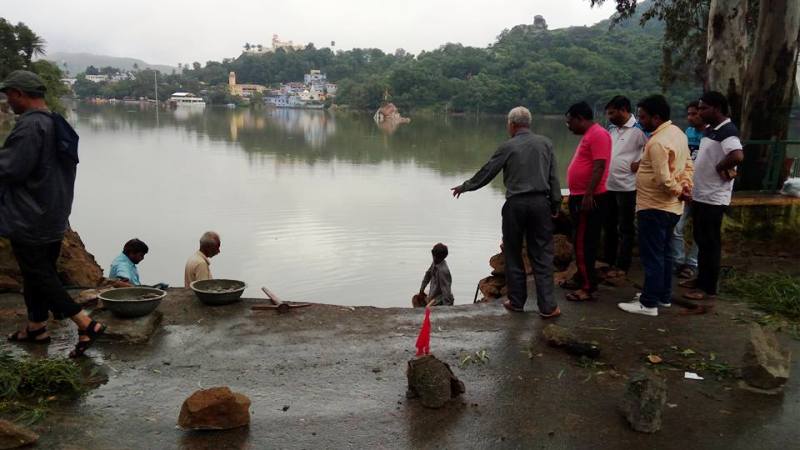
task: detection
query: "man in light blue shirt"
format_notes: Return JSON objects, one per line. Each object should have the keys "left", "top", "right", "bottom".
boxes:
{"left": 671, "top": 101, "right": 705, "bottom": 279}
{"left": 109, "top": 238, "right": 148, "bottom": 286}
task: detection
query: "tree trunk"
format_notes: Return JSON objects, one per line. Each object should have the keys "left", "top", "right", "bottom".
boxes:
{"left": 738, "top": 0, "right": 800, "bottom": 190}
{"left": 706, "top": 0, "right": 750, "bottom": 124}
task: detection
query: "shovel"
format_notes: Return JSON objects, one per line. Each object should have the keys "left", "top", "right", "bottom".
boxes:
{"left": 251, "top": 286, "right": 312, "bottom": 314}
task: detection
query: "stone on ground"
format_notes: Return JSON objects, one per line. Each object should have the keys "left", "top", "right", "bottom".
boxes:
{"left": 406, "top": 354, "right": 465, "bottom": 408}
{"left": 0, "top": 419, "right": 38, "bottom": 449}
{"left": 741, "top": 324, "right": 791, "bottom": 391}
{"left": 178, "top": 386, "right": 251, "bottom": 430}
{"left": 620, "top": 371, "right": 667, "bottom": 433}
{"left": 92, "top": 310, "right": 163, "bottom": 344}
{"left": 542, "top": 324, "right": 576, "bottom": 346}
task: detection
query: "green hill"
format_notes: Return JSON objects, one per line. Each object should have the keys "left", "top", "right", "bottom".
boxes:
{"left": 41, "top": 52, "right": 175, "bottom": 76}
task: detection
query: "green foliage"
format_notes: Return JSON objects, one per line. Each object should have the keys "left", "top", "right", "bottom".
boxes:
{"left": 0, "top": 18, "right": 67, "bottom": 113}
{"left": 721, "top": 271, "right": 800, "bottom": 320}
{"left": 42, "top": 8, "right": 702, "bottom": 114}
{"left": 0, "top": 352, "right": 85, "bottom": 399}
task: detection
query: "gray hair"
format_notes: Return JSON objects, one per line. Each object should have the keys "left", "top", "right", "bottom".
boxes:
{"left": 199, "top": 231, "right": 220, "bottom": 247}
{"left": 507, "top": 106, "right": 532, "bottom": 127}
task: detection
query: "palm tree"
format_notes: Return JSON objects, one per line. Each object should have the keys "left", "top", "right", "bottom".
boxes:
{"left": 244, "top": 42, "right": 251, "bottom": 51}
{"left": 15, "top": 22, "right": 46, "bottom": 63}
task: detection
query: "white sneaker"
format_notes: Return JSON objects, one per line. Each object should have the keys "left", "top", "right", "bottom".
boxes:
{"left": 617, "top": 301, "right": 658, "bottom": 317}
{"left": 658, "top": 300, "right": 672, "bottom": 308}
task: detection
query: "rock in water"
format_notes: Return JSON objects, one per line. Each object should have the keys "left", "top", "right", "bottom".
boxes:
{"left": 0, "top": 419, "right": 38, "bottom": 449}
{"left": 178, "top": 387, "right": 251, "bottom": 430}
{"left": 742, "top": 324, "right": 791, "bottom": 391}
{"left": 406, "top": 354, "right": 465, "bottom": 408}
{"left": 620, "top": 372, "right": 667, "bottom": 433}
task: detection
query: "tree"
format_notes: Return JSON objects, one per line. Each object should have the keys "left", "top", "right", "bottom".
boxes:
{"left": 0, "top": 18, "right": 66, "bottom": 112}
{"left": 590, "top": 0, "right": 800, "bottom": 189}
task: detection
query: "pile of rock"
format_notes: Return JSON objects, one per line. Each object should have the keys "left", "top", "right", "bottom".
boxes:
{"left": 477, "top": 235, "right": 573, "bottom": 302}
{"left": 0, "top": 229, "right": 103, "bottom": 292}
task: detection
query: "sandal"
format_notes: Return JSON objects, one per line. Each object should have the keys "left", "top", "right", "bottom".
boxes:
{"left": 566, "top": 290, "right": 594, "bottom": 302}
{"left": 559, "top": 279, "right": 582, "bottom": 290}
{"left": 682, "top": 290, "right": 716, "bottom": 301}
{"left": 678, "top": 278, "right": 698, "bottom": 289}
{"left": 678, "top": 267, "right": 696, "bottom": 280}
{"left": 69, "top": 320, "right": 106, "bottom": 358}
{"left": 7, "top": 326, "right": 51, "bottom": 344}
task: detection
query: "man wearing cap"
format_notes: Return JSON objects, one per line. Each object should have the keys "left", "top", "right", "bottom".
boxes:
{"left": 0, "top": 70, "right": 106, "bottom": 358}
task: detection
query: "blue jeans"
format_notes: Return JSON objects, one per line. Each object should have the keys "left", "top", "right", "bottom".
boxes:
{"left": 637, "top": 209, "right": 680, "bottom": 308}
{"left": 671, "top": 202, "right": 698, "bottom": 268}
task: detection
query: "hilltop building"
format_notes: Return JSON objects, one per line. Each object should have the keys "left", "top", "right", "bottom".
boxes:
{"left": 228, "top": 72, "right": 267, "bottom": 97}
{"left": 243, "top": 34, "right": 306, "bottom": 55}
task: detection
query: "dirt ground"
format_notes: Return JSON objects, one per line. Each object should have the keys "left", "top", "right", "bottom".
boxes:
{"left": 0, "top": 261, "right": 798, "bottom": 450}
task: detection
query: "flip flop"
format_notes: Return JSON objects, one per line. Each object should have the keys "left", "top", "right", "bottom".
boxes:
{"left": 7, "top": 326, "right": 51, "bottom": 344}
{"left": 678, "top": 279, "right": 698, "bottom": 289}
{"left": 682, "top": 290, "right": 715, "bottom": 301}
{"left": 566, "top": 290, "right": 594, "bottom": 302}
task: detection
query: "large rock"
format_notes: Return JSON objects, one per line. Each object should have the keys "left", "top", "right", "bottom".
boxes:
{"left": 92, "top": 310, "right": 163, "bottom": 344}
{"left": 553, "top": 235, "right": 574, "bottom": 271}
{"left": 178, "top": 387, "right": 251, "bottom": 430}
{"left": 0, "top": 419, "right": 38, "bottom": 449}
{"left": 620, "top": 371, "right": 667, "bottom": 433}
{"left": 406, "top": 354, "right": 465, "bottom": 408}
{"left": 0, "top": 275, "right": 20, "bottom": 292}
{"left": 741, "top": 324, "right": 792, "bottom": 391}
{"left": 541, "top": 324, "right": 600, "bottom": 358}
{"left": 542, "top": 324, "right": 576, "bottom": 346}
{"left": 478, "top": 275, "right": 506, "bottom": 300}
{"left": 0, "top": 229, "right": 103, "bottom": 288}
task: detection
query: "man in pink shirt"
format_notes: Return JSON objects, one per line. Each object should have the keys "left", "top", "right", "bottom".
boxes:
{"left": 563, "top": 101, "right": 611, "bottom": 301}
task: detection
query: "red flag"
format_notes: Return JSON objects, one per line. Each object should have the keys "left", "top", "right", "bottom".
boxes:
{"left": 415, "top": 306, "right": 431, "bottom": 356}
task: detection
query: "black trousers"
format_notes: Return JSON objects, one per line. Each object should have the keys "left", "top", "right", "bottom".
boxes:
{"left": 691, "top": 201, "right": 727, "bottom": 295}
{"left": 568, "top": 193, "right": 608, "bottom": 291}
{"left": 502, "top": 193, "right": 557, "bottom": 314}
{"left": 601, "top": 190, "right": 637, "bottom": 271}
{"left": 11, "top": 240, "right": 82, "bottom": 322}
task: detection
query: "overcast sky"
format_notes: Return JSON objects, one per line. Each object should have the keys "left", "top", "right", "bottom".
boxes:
{"left": 5, "top": 0, "right": 618, "bottom": 65}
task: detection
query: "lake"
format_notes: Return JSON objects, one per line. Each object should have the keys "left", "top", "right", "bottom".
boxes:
{"left": 2, "top": 104, "right": 798, "bottom": 306}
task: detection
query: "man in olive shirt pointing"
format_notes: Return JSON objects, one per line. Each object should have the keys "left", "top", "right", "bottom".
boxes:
{"left": 452, "top": 106, "right": 562, "bottom": 318}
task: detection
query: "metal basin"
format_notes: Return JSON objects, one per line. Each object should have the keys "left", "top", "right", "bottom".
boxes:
{"left": 99, "top": 287, "right": 165, "bottom": 318}
{"left": 190, "top": 279, "right": 246, "bottom": 306}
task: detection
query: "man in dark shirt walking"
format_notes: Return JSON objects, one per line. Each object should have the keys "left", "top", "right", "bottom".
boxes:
{"left": 452, "top": 106, "right": 561, "bottom": 318}
{"left": 0, "top": 70, "right": 105, "bottom": 358}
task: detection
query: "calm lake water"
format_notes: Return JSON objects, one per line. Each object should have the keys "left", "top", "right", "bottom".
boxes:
{"left": 2, "top": 104, "right": 799, "bottom": 306}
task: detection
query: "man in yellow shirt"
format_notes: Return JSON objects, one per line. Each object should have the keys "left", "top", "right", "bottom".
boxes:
{"left": 618, "top": 95, "right": 693, "bottom": 317}
{"left": 184, "top": 231, "right": 221, "bottom": 287}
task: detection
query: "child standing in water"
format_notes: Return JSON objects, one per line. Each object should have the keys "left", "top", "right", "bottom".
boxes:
{"left": 415, "top": 243, "right": 454, "bottom": 307}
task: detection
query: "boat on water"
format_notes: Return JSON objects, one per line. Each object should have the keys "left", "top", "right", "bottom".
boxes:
{"left": 168, "top": 92, "right": 206, "bottom": 107}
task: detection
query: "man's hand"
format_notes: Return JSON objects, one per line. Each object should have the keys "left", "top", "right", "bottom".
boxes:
{"left": 678, "top": 184, "right": 692, "bottom": 202}
{"left": 630, "top": 161, "right": 640, "bottom": 173}
{"left": 581, "top": 193, "right": 595, "bottom": 211}
{"left": 451, "top": 185, "right": 465, "bottom": 198}
{"left": 717, "top": 166, "right": 737, "bottom": 181}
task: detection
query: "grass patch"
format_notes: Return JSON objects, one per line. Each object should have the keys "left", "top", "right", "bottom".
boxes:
{"left": 721, "top": 271, "right": 800, "bottom": 320}
{"left": 0, "top": 352, "right": 102, "bottom": 424}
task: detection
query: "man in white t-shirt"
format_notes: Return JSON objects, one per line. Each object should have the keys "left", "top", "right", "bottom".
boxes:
{"left": 602, "top": 96, "right": 647, "bottom": 278}
{"left": 683, "top": 91, "right": 743, "bottom": 300}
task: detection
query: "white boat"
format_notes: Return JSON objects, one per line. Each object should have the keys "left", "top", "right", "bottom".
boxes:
{"left": 168, "top": 92, "right": 206, "bottom": 107}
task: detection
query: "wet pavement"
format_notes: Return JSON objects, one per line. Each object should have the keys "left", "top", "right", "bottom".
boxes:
{"left": 1, "top": 272, "right": 798, "bottom": 449}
